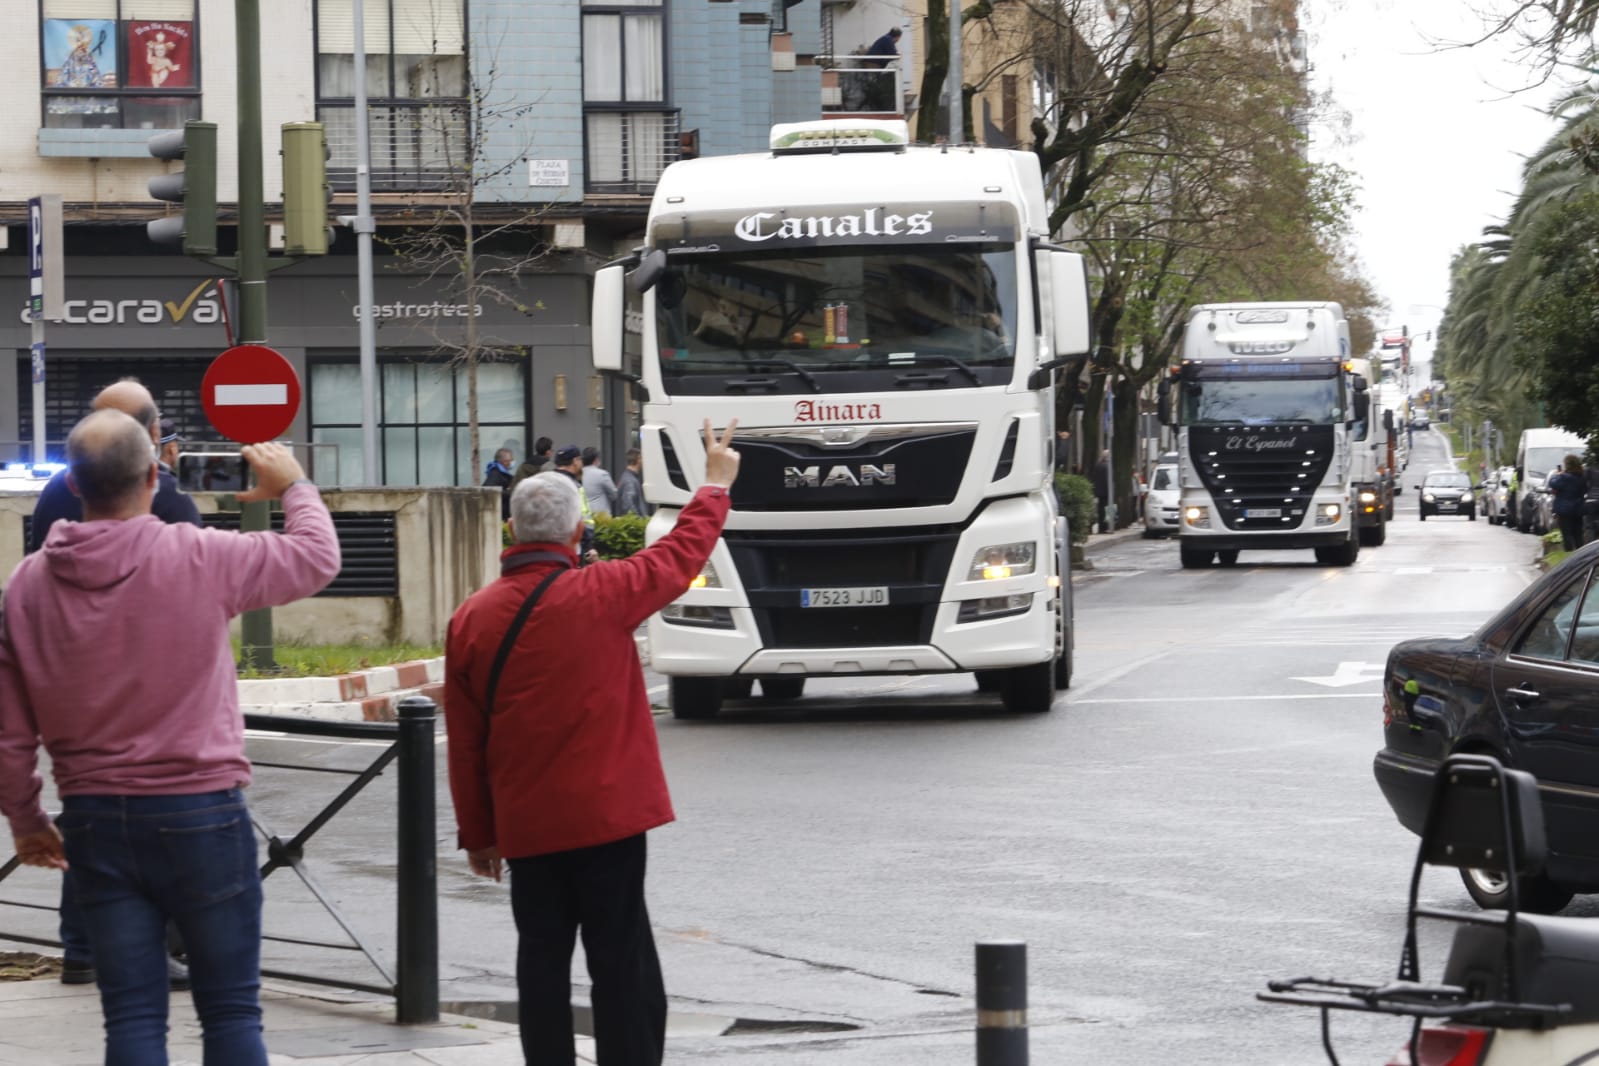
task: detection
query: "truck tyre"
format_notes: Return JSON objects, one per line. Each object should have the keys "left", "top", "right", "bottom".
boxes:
{"left": 1359, "top": 517, "right": 1387, "bottom": 547}
{"left": 999, "top": 660, "right": 1054, "bottom": 713}
{"left": 1179, "top": 547, "right": 1214, "bottom": 569}
{"left": 725, "top": 677, "right": 755, "bottom": 700}
{"left": 1460, "top": 867, "right": 1573, "bottom": 915}
{"left": 669, "top": 678, "right": 723, "bottom": 720}
{"left": 1052, "top": 589, "right": 1072, "bottom": 690}
{"left": 975, "top": 670, "right": 1002, "bottom": 692}
{"left": 1315, "top": 536, "right": 1358, "bottom": 567}
{"left": 1216, "top": 550, "right": 1240, "bottom": 566}
{"left": 760, "top": 677, "right": 805, "bottom": 701}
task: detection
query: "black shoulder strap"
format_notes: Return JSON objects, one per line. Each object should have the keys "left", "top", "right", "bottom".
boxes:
{"left": 483, "top": 568, "right": 566, "bottom": 718}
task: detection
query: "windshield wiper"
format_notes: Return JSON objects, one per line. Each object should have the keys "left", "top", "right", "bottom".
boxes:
{"left": 891, "top": 354, "right": 983, "bottom": 387}
{"left": 737, "top": 358, "right": 822, "bottom": 393}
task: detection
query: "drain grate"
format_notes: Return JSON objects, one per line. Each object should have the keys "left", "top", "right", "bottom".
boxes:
{"left": 724, "top": 1018, "right": 862, "bottom": 1035}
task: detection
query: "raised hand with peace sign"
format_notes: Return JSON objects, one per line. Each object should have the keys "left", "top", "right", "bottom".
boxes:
{"left": 703, "top": 418, "right": 741, "bottom": 489}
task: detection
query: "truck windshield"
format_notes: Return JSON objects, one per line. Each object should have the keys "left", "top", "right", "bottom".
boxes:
{"left": 1180, "top": 373, "right": 1343, "bottom": 426}
{"left": 652, "top": 244, "right": 1018, "bottom": 394}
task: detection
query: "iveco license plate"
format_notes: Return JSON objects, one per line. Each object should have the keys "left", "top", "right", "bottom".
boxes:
{"left": 1245, "top": 508, "right": 1282, "bottom": 518}
{"left": 801, "top": 586, "right": 888, "bottom": 608}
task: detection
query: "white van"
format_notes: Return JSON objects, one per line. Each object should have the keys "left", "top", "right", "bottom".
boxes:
{"left": 1511, "top": 427, "right": 1588, "bottom": 533}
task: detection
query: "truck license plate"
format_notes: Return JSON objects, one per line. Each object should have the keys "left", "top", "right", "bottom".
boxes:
{"left": 1245, "top": 508, "right": 1282, "bottom": 518}
{"left": 801, "top": 586, "right": 888, "bottom": 608}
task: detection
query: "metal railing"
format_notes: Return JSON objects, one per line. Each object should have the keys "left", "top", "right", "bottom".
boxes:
{"left": 819, "top": 57, "right": 903, "bottom": 115}
{"left": 585, "top": 108, "right": 681, "bottom": 195}
{"left": 0, "top": 695, "right": 440, "bottom": 1024}
{"left": 321, "top": 102, "right": 470, "bottom": 194}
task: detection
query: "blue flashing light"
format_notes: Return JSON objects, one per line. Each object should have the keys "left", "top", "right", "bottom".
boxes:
{"left": 29, "top": 462, "right": 65, "bottom": 478}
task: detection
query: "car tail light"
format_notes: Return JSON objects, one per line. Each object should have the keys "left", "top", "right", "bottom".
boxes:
{"left": 1384, "top": 1025, "right": 1491, "bottom": 1066}
{"left": 1383, "top": 689, "right": 1394, "bottom": 728}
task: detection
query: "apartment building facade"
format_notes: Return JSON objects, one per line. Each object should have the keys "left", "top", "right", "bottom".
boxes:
{"left": 2, "top": 0, "right": 845, "bottom": 486}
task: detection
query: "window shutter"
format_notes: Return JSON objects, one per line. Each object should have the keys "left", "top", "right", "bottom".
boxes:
{"left": 42, "top": 0, "right": 116, "bottom": 17}
{"left": 122, "top": 0, "right": 197, "bottom": 18}
{"left": 317, "top": 0, "right": 390, "bottom": 55}
{"left": 392, "top": 0, "right": 462, "bottom": 55}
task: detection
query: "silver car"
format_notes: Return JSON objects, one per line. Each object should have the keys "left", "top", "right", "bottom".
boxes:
{"left": 1143, "top": 462, "right": 1180, "bottom": 537}
{"left": 1481, "top": 466, "right": 1515, "bottom": 524}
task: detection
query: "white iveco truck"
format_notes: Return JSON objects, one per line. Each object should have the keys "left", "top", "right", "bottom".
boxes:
{"left": 1158, "top": 302, "right": 1367, "bottom": 569}
{"left": 590, "top": 119, "right": 1092, "bottom": 717}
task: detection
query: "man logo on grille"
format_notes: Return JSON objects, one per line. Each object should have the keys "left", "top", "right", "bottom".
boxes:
{"left": 784, "top": 464, "right": 896, "bottom": 488}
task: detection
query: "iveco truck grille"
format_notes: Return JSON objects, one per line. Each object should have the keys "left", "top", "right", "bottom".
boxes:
{"left": 1187, "top": 424, "right": 1336, "bottom": 532}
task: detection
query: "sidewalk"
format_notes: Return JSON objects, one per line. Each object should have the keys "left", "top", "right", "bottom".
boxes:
{"left": 0, "top": 978, "right": 589, "bottom": 1065}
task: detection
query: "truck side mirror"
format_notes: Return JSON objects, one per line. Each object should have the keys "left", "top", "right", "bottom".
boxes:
{"left": 1353, "top": 391, "right": 1370, "bottom": 424}
{"left": 1157, "top": 375, "right": 1172, "bottom": 426}
{"left": 1382, "top": 410, "right": 1395, "bottom": 433}
{"left": 592, "top": 263, "right": 626, "bottom": 372}
{"left": 1049, "top": 251, "right": 1090, "bottom": 357}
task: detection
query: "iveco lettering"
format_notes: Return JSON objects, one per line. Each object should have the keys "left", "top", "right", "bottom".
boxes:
{"left": 589, "top": 118, "right": 1093, "bottom": 718}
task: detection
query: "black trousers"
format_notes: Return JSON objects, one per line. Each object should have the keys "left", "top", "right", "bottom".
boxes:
{"left": 1559, "top": 512, "right": 1585, "bottom": 552}
{"left": 508, "top": 833, "right": 666, "bottom": 1066}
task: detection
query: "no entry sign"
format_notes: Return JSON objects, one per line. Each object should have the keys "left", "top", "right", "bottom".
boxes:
{"left": 201, "top": 344, "right": 302, "bottom": 443}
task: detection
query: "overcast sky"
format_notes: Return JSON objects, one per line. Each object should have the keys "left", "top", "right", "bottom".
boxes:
{"left": 1307, "top": 0, "right": 1564, "bottom": 364}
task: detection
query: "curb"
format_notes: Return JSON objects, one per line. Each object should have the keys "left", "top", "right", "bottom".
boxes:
{"left": 239, "top": 657, "right": 445, "bottom": 723}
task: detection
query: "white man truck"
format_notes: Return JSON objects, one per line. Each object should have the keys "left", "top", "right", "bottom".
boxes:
{"left": 1158, "top": 302, "right": 1367, "bottom": 569}
{"left": 590, "top": 119, "right": 1092, "bottom": 718}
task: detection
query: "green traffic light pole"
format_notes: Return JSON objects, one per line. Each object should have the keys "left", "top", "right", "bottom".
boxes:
{"left": 236, "top": 0, "right": 274, "bottom": 672}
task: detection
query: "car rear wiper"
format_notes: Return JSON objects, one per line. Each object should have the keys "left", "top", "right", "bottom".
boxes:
{"left": 888, "top": 353, "right": 983, "bottom": 387}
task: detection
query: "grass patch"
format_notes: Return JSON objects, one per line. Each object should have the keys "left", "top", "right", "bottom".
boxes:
{"left": 233, "top": 640, "right": 441, "bottom": 679}
{"left": 1543, "top": 549, "right": 1572, "bottom": 570}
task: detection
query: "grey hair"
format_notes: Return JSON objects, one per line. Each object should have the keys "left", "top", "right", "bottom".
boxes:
{"left": 67, "top": 410, "right": 156, "bottom": 508}
{"left": 511, "top": 471, "right": 583, "bottom": 545}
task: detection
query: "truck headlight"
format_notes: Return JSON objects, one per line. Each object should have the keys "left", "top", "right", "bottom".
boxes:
{"left": 1183, "top": 505, "right": 1210, "bottom": 529}
{"left": 689, "top": 560, "right": 722, "bottom": 589}
{"left": 1315, "top": 504, "right": 1342, "bottom": 526}
{"left": 1358, "top": 491, "right": 1377, "bottom": 503}
{"left": 970, "top": 542, "right": 1035, "bottom": 580}
{"left": 957, "top": 593, "right": 1033, "bottom": 622}
{"left": 660, "top": 603, "right": 735, "bottom": 629}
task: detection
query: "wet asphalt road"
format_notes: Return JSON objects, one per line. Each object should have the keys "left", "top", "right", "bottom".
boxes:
{"left": 0, "top": 427, "right": 1555, "bottom": 1064}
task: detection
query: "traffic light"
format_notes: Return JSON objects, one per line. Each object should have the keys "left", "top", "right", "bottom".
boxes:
{"left": 147, "top": 121, "right": 219, "bottom": 256}
{"left": 281, "top": 122, "right": 332, "bottom": 256}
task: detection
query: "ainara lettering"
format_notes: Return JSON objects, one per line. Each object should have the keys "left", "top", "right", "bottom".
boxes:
{"left": 794, "top": 400, "right": 884, "bottom": 423}
{"left": 1225, "top": 434, "right": 1299, "bottom": 452}
{"left": 735, "top": 209, "right": 934, "bottom": 243}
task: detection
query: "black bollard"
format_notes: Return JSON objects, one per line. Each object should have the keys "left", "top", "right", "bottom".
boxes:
{"left": 976, "top": 940, "right": 1027, "bottom": 1066}
{"left": 395, "top": 695, "right": 440, "bottom": 1024}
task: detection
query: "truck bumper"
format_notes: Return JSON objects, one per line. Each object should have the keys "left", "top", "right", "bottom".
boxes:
{"left": 1178, "top": 530, "right": 1352, "bottom": 551}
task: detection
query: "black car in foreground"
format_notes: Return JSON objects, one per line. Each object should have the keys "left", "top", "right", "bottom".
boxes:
{"left": 1375, "top": 538, "right": 1599, "bottom": 912}
{"left": 1418, "top": 469, "right": 1476, "bottom": 520}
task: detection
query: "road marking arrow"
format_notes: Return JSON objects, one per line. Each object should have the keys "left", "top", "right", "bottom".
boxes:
{"left": 1292, "top": 661, "right": 1385, "bottom": 688}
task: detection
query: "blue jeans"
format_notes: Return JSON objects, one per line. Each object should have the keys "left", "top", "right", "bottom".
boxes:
{"left": 59, "top": 790, "right": 268, "bottom": 1066}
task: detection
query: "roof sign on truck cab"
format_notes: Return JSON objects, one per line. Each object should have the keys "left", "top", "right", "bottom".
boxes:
{"left": 770, "top": 120, "right": 910, "bottom": 152}
{"left": 652, "top": 202, "right": 1017, "bottom": 252}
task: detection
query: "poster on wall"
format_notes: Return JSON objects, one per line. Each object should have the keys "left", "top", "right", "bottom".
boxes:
{"left": 42, "top": 19, "right": 118, "bottom": 88}
{"left": 125, "top": 21, "right": 193, "bottom": 89}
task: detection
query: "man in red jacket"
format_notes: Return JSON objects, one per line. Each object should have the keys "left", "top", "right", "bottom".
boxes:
{"left": 444, "top": 419, "right": 740, "bottom": 1065}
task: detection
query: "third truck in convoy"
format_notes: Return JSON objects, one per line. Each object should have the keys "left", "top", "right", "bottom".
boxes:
{"left": 1159, "top": 302, "right": 1368, "bottom": 569}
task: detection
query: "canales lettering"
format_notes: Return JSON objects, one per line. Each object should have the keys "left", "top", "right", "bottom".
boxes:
{"left": 734, "top": 209, "right": 934, "bottom": 243}
{"left": 17, "top": 279, "right": 220, "bottom": 326}
{"left": 784, "top": 463, "right": 897, "bottom": 489}
{"left": 1225, "top": 434, "right": 1299, "bottom": 452}
{"left": 794, "top": 400, "right": 883, "bottom": 422}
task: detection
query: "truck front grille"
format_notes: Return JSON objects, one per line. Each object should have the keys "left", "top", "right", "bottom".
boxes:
{"left": 1187, "top": 424, "right": 1336, "bottom": 532}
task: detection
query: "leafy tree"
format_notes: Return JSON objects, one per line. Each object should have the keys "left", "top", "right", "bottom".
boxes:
{"left": 1513, "top": 192, "right": 1599, "bottom": 445}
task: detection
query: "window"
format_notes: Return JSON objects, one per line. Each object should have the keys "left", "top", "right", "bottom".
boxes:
{"left": 582, "top": 0, "right": 677, "bottom": 192}
{"left": 309, "top": 358, "right": 526, "bottom": 488}
{"left": 1569, "top": 571, "right": 1599, "bottom": 666}
{"left": 40, "top": 0, "right": 200, "bottom": 129}
{"left": 1514, "top": 574, "right": 1588, "bottom": 662}
{"left": 314, "top": 0, "right": 467, "bottom": 192}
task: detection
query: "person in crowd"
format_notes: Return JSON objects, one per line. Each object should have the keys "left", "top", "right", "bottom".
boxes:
{"left": 158, "top": 417, "right": 183, "bottom": 471}
{"left": 1091, "top": 449, "right": 1112, "bottom": 532}
{"left": 553, "top": 445, "right": 598, "bottom": 563}
{"left": 29, "top": 379, "right": 200, "bottom": 554}
{"left": 582, "top": 446, "right": 620, "bottom": 517}
{"left": 483, "top": 447, "right": 516, "bottom": 522}
{"left": 1549, "top": 453, "right": 1588, "bottom": 551}
{"left": 0, "top": 415, "right": 340, "bottom": 1064}
{"left": 1583, "top": 454, "right": 1599, "bottom": 546}
{"left": 444, "top": 420, "right": 740, "bottom": 1066}
{"left": 25, "top": 380, "right": 202, "bottom": 991}
{"left": 617, "top": 448, "right": 650, "bottom": 517}
{"left": 1053, "top": 429, "right": 1072, "bottom": 473}
{"left": 511, "top": 437, "right": 554, "bottom": 492}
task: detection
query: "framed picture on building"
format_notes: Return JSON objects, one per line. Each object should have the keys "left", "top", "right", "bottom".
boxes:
{"left": 125, "top": 20, "right": 193, "bottom": 89}
{"left": 42, "top": 18, "right": 118, "bottom": 88}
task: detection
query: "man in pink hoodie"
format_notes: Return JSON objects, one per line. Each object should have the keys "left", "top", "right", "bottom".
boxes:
{"left": 0, "top": 410, "right": 341, "bottom": 1065}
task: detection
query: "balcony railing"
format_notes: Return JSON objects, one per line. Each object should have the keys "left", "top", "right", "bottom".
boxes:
{"left": 585, "top": 108, "right": 681, "bottom": 195}
{"left": 819, "top": 57, "right": 903, "bottom": 116}
{"left": 319, "top": 103, "right": 470, "bottom": 194}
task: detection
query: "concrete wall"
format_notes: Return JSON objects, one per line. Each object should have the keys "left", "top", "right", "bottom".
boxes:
{"left": 0, "top": 485, "right": 501, "bottom": 647}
